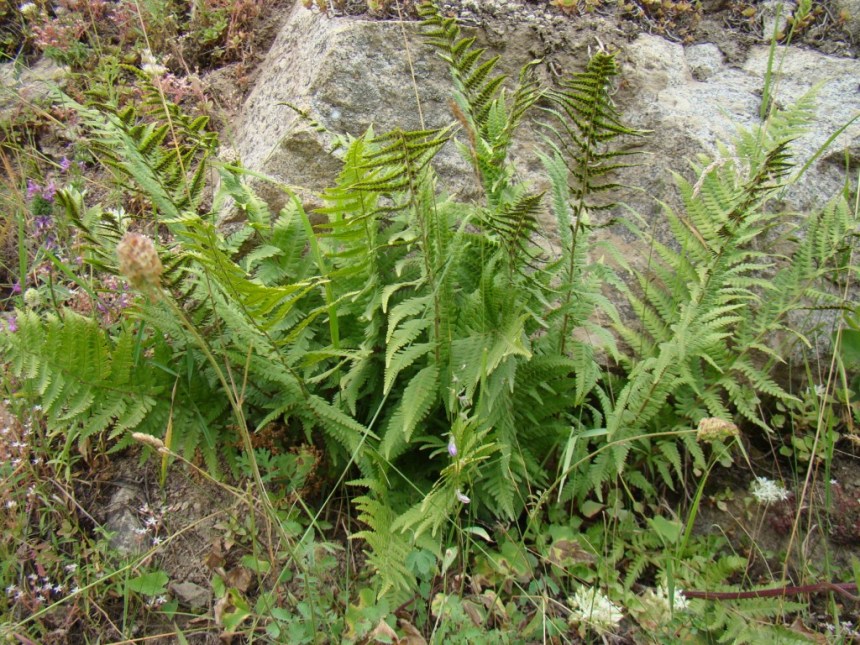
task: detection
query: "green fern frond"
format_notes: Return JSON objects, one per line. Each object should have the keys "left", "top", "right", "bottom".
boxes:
{"left": 351, "top": 494, "right": 418, "bottom": 594}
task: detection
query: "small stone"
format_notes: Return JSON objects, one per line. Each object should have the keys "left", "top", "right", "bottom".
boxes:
{"left": 169, "top": 581, "right": 212, "bottom": 609}
{"left": 104, "top": 487, "right": 146, "bottom": 556}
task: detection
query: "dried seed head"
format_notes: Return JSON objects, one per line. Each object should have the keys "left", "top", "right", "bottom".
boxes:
{"left": 696, "top": 417, "right": 740, "bottom": 443}
{"left": 117, "top": 233, "right": 163, "bottom": 291}
{"left": 131, "top": 432, "right": 166, "bottom": 452}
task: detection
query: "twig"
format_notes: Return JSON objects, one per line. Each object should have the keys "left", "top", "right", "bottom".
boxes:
{"left": 683, "top": 581, "right": 860, "bottom": 602}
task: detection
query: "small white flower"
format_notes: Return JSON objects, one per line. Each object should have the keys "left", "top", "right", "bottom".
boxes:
{"left": 654, "top": 584, "right": 688, "bottom": 612}
{"left": 70, "top": 586, "right": 81, "bottom": 594}
{"left": 751, "top": 476, "right": 790, "bottom": 504}
{"left": 133, "top": 527, "right": 148, "bottom": 535}
{"left": 6, "top": 500, "right": 17, "bottom": 509}
{"left": 27, "top": 573, "right": 38, "bottom": 582}
{"left": 18, "top": 2, "right": 37, "bottom": 16}
{"left": 568, "top": 587, "right": 623, "bottom": 633}
{"left": 152, "top": 536, "right": 163, "bottom": 546}
{"left": 455, "top": 489, "right": 470, "bottom": 504}
{"left": 146, "top": 594, "right": 168, "bottom": 607}
{"left": 52, "top": 584, "right": 64, "bottom": 594}
{"left": 5, "top": 584, "right": 17, "bottom": 596}
{"left": 65, "top": 563, "right": 78, "bottom": 573}
{"left": 32, "top": 404, "right": 42, "bottom": 412}
{"left": 31, "top": 457, "right": 42, "bottom": 465}
{"left": 11, "top": 458, "right": 21, "bottom": 466}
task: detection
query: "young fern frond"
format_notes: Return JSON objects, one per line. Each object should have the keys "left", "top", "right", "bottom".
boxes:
{"left": 537, "top": 50, "right": 643, "bottom": 353}
{"left": 60, "top": 83, "right": 215, "bottom": 225}
{"left": 418, "top": 1, "right": 542, "bottom": 203}
{"left": 418, "top": 3, "right": 505, "bottom": 127}
{"left": 479, "top": 187, "right": 544, "bottom": 275}
{"left": 541, "top": 51, "right": 643, "bottom": 224}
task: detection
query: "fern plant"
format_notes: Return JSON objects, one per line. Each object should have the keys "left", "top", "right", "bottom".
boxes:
{"left": 5, "top": 79, "right": 382, "bottom": 477}
{"left": 324, "top": 2, "right": 639, "bottom": 594}
{"left": 584, "top": 91, "right": 859, "bottom": 498}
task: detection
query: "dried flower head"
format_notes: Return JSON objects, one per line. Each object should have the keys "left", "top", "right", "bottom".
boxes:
{"left": 640, "top": 583, "right": 689, "bottom": 620}
{"left": 131, "top": 432, "right": 168, "bottom": 454}
{"left": 117, "top": 233, "right": 163, "bottom": 291}
{"left": 568, "top": 587, "right": 623, "bottom": 633}
{"left": 696, "top": 417, "right": 740, "bottom": 442}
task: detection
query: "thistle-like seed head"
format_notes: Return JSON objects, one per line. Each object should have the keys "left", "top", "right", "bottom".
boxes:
{"left": 117, "top": 232, "right": 163, "bottom": 291}
{"left": 696, "top": 417, "right": 740, "bottom": 443}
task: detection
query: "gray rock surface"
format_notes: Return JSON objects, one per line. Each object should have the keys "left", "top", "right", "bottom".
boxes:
{"left": 617, "top": 35, "right": 859, "bottom": 226}
{"left": 236, "top": 3, "right": 859, "bottom": 231}
{"left": 0, "top": 58, "right": 68, "bottom": 122}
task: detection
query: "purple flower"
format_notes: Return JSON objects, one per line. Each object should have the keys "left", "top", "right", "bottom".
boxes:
{"left": 6, "top": 316, "right": 17, "bottom": 333}
{"left": 26, "top": 179, "right": 40, "bottom": 200}
{"left": 41, "top": 181, "right": 56, "bottom": 202}
{"left": 447, "top": 439, "right": 457, "bottom": 458}
{"left": 59, "top": 156, "right": 72, "bottom": 172}
{"left": 33, "top": 215, "right": 52, "bottom": 232}
{"left": 11, "top": 281, "right": 21, "bottom": 295}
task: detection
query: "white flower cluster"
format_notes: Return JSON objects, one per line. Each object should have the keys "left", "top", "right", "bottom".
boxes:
{"left": 19, "top": 2, "right": 38, "bottom": 17}
{"left": 751, "top": 476, "right": 790, "bottom": 504}
{"left": 6, "top": 562, "right": 82, "bottom": 606}
{"left": 133, "top": 502, "right": 167, "bottom": 547}
{"left": 140, "top": 49, "right": 168, "bottom": 78}
{"left": 568, "top": 587, "right": 623, "bottom": 633}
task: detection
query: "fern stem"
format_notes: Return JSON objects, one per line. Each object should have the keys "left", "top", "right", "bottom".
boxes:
{"left": 298, "top": 197, "right": 340, "bottom": 349}
{"left": 559, "top": 219, "right": 581, "bottom": 355}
